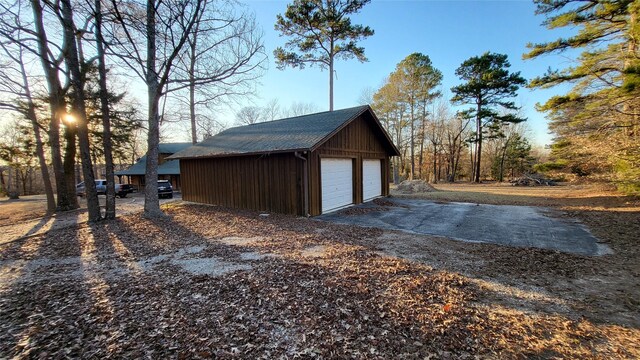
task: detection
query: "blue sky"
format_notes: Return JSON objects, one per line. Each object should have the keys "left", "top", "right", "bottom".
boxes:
{"left": 236, "top": 0, "right": 578, "bottom": 146}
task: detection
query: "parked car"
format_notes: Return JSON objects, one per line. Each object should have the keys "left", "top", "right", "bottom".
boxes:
{"left": 157, "top": 180, "right": 174, "bottom": 199}
{"left": 116, "top": 184, "right": 134, "bottom": 198}
{"left": 76, "top": 180, "right": 134, "bottom": 198}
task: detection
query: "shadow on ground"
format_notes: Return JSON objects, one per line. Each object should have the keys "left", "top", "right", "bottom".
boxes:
{"left": 0, "top": 203, "right": 637, "bottom": 358}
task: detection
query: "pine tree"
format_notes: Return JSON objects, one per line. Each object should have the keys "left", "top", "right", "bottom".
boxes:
{"left": 274, "top": 0, "right": 374, "bottom": 111}
{"left": 525, "top": 0, "right": 640, "bottom": 192}
{"left": 451, "top": 52, "right": 526, "bottom": 183}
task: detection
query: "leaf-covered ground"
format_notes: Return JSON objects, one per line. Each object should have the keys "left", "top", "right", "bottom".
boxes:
{"left": 1, "top": 199, "right": 638, "bottom": 359}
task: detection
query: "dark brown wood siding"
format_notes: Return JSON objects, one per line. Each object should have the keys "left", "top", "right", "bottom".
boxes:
{"left": 308, "top": 113, "right": 391, "bottom": 216}
{"left": 180, "top": 153, "right": 304, "bottom": 215}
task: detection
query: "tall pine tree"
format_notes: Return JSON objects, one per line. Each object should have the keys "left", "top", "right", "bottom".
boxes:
{"left": 451, "top": 52, "right": 526, "bottom": 183}
{"left": 525, "top": 0, "right": 640, "bottom": 192}
{"left": 274, "top": 0, "right": 374, "bottom": 111}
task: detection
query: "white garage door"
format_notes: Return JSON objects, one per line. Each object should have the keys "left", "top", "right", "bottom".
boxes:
{"left": 362, "top": 159, "right": 382, "bottom": 201}
{"left": 321, "top": 158, "right": 353, "bottom": 213}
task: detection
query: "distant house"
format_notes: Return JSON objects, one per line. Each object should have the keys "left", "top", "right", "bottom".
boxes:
{"left": 170, "top": 106, "right": 399, "bottom": 216}
{"left": 115, "top": 142, "right": 191, "bottom": 191}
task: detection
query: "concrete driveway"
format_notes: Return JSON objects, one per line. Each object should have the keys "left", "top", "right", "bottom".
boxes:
{"left": 317, "top": 198, "right": 610, "bottom": 256}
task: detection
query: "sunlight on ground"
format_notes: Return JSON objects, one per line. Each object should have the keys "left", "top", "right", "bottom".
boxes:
{"left": 1, "top": 191, "right": 638, "bottom": 357}
{"left": 3, "top": 235, "right": 45, "bottom": 356}
{"left": 466, "top": 278, "right": 569, "bottom": 309}
{"left": 103, "top": 229, "right": 144, "bottom": 274}
{"left": 80, "top": 229, "right": 117, "bottom": 338}
{"left": 1, "top": 218, "right": 54, "bottom": 245}
{"left": 0, "top": 236, "right": 45, "bottom": 291}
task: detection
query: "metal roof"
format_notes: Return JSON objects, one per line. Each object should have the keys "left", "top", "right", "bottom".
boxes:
{"left": 159, "top": 142, "right": 192, "bottom": 154}
{"left": 115, "top": 143, "right": 191, "bottom": 176}
{"left": 169, "top": 105, "right": 398, "bottom": 159}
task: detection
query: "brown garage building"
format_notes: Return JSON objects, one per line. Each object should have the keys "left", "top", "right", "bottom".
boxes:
{"left": 170, "top": 105, "right": 399, "bottom": 216}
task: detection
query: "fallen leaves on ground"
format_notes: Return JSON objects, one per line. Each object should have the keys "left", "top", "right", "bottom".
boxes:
{"left": 0, "top": 204, "right": 638, "bottom": 359}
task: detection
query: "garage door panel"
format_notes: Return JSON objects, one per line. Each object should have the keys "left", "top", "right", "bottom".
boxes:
{"left": 321, "top": 158, "right": 353, "bottom": 213}
{"left": 363, "top": 159, "right": 382, "bottom": 201}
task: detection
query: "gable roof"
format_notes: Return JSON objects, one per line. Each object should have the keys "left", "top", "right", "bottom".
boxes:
{"left": 170, "top": 105, "right": 399, "bottom": 159}
{"left": 115, "top": 142, "right": 191, "bottom": 176}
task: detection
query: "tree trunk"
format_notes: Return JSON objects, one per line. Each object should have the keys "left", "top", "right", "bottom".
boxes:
{"left": 470, "top": 141, "right": 475, "bottom": 182}
{"left": 20, "top": 169, "right": 27, "bottom": 195}
{"left": 144, "top": 0, "right": 162, "bottom": 218}
{"left": 14, "top": 168, "right": 20, "bottom": 196}
{"left": 0, "top": 169, "right": 5, "bottom": 194}
{"left": 498, "top": 136, "right": 511, "bottom": 182}
{"left": 409, "top": 103, "right": 415, "bottom": 180}
{"left": 29, "top": 167, "right": 33, "bottom": 195}
{"left": 61, "top": 0, "right": 101, "bottom": 222}
{"left": 474, "top": 102, "right": 482, "bottom": 183}
{"left": 329, "top": 47, "right": 334, "bottom": 111}
{"left": 189, "top": 27, "right": 198, "bottom": 143}
{"left": 453, "top": 138, "right": 462, "bottom": 182}
{"left": 30, "top": 0, "right": 76, "bottom": 211}
{"left": 393, "top": 157, "right": 399, "bottom": 184}
{"left": 18, "top": 52, "right": 55, "bottom": 213}
{"left": 7, "top": 168, "right": 13, "bottom": 195}
{"left": 95, "top": 0, "right": 116, "bottom": 219}
{"left": 62, "top": 122, "right": 78, "bottom": 208}
{"left": 418, "top": 123, "right": 425, "bottom": 179}
{"left": 432, "top": 145, "right": 438, "bottom": 183}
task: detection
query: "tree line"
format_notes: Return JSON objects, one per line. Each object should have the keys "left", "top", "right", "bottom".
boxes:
{"left": 270, "top": 0, "right": 535, "bottom": 184}
{"left": 0, "top": 0, "right": 266, "bottom": 220}
{"left": 526, "top": 0, "right": 640, "bottom": 193}
{"left": 367, "top": 51, "right": 532, "bottom": 184}
{"left": 1, "top": 0, "right": 636, "bottom": 222}
{"left": 272, "top": 0, "right": 638, "bottom": 191}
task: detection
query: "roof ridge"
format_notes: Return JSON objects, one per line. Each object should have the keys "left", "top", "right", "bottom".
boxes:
{"left": 222, "top": 105, "right": 370, "bottom": 131}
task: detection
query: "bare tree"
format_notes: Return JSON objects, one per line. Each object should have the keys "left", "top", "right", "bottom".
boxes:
{"left": 92, "top": 0, "right": 116, "bottom": 219}
{"left": 357, "top": 86, "right": 375, "bottom": 105}
{"left": 108, "top": 0, "right": 203, "bottom": 217}
{"left": 0, "top": 0, "right": 81, "bottom": 211}
{"left": 235, "top": 106, "right": 263, "bottom": 125}
{"left": 173, "top": 0, "right": 266, "bottom": 144}
{"left": 284, "top": 102, "right": 320, "bottom": 117}
{"left": 444, "top": 114, "right": 470, "bottom": 182}
{"left": 262, "top": 98, "right": 281, "bottom": 121}
{"left": 59, "top": 0, "right": 101, "bottom": 221}
{"left": 197, "top": 115, "right": 225, "bottom": 140}
{"left": 425, "top": 100, "right": 448, "bottom": 183}
{"left": 0, "top": 19, "right": 55, "bottom": 212}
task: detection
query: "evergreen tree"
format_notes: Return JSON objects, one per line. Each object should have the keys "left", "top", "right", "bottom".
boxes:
{"left": 451, "top": 52, "right": 526, "bottom": 183}
{"left": 274, "top": 0, "right": 374, "bottom": 111}
{"left": 525, "top": 0, "right": 640, "bottom": 192}
{"left": 392, "top": 53, "right": 442, "bottom": 179}
{"left": 82, "top": 68, "right": 143, "bottom": 164}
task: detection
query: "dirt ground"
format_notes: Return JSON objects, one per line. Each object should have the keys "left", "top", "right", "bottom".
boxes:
{"left": 0, "top": 194, "right": 180, "bottom": 243}
{"left": 0, "top": 184, "right": 638, "bottom": 358}
{"left": 396, "top": 182, "right": 638, "bottom": 210}
{"left": 0, "top": 195, "right": 50, "bottom": 227}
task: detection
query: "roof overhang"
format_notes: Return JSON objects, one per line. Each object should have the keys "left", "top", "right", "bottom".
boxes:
{"left": 310, "top": 105, "right": 401, "bottom": 156}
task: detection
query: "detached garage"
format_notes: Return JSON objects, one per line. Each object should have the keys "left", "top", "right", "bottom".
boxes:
{"left": 170, "top": 105, "right": 400, "bottom": 216}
